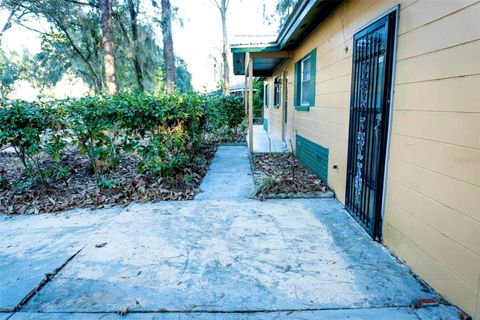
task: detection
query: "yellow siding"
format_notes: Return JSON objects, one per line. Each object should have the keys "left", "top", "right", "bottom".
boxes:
{"left": 262, "top": 0, "right": 480, "bottom": 316}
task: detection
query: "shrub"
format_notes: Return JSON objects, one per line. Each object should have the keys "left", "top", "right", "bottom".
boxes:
{"left": 0, "top": 91, "right": 214, "bottom": 185}
{"left": 117, "top": 91, "right": 205, "bottom": 176}
{"left": 205, "top": 93, "right": 245, "bottom": 133}
{"left": 0, "top": 99, "right": 67, "bottom": 185}
{"left": 64, "top": 96, "right": 121, "bottom": 180}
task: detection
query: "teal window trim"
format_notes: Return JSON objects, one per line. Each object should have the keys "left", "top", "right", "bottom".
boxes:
{"left": 295, "top": 105, "right": 310, "bottom": 111}
{"left": 273, "top": 76, "right": 281, "bottom": 108}
{"left": 264, "top": 83, "right": 269, "bottom": 108}
{"left": 293, "top": 48, "right": 316, "bottom": 111}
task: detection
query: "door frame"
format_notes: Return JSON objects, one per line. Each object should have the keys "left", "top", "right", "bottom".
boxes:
{"left": 345, "top": 6, "right": 399, "bottom": 241}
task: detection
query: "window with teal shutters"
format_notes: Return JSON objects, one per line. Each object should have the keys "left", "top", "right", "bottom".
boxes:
{"left": 294, "top": 62, "right": 300, "bottom": 106}
{"left": 309, "top": 49, "right": 316, "bottom": 107}
{"left": 294, "top": 48, "right": 316, "bottom": 111}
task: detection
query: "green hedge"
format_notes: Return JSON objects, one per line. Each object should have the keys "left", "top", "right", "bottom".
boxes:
{"left": 0, "top": 92, "right": 243, "bottom": 185}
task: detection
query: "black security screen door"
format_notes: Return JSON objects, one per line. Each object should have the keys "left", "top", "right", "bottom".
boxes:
{"left": 345, "top": 11, "right": 396, "bottom": 240}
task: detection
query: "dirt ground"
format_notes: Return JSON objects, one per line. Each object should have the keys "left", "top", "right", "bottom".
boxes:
{"left": 0, "top": 144, "right": 217, "bottom": 215}
{"left": 251, "top": 153, "right": 330, "bottom": 198}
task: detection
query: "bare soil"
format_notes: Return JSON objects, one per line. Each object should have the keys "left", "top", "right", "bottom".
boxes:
{"left": 0, "top": 144, "right": 217, "bottom": 215}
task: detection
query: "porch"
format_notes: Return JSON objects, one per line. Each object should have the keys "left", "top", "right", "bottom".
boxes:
{"left": 247, "top": 124, "right": 289, "bottom": 153}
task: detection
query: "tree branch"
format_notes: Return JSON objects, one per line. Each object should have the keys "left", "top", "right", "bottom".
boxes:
{"left": 208, "top": 0, "right": 220, "bottom": 10}
{"left": 47, "top": 12, "right": 102, "bottom": 92}
{"left": 63, "top": 0, "right": 98, "bottom": 8}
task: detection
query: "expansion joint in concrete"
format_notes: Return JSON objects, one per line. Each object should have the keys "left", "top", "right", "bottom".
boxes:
{"left": 12, "top": 247, "right": 84, "bottom": 312}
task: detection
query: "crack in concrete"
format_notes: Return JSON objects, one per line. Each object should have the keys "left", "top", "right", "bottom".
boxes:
{"left": 12, "top": 247, "right": 84, "bottom": 312}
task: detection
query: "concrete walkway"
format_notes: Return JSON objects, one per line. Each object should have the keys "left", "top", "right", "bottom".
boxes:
{"left": 0, "top": 146, "right": 462, "bottom": 319}
{"left": 248, "top": 125, "right": 289, "bottom": 153}
{"left": 195, "top": 146, "right": 253, "bottom": 200}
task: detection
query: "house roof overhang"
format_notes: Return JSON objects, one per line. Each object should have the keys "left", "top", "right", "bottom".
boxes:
{"left": 231, "top": 0, "right": 343, "bottom": 76}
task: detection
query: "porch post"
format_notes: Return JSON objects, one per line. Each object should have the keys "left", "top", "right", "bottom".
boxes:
{"left": 248, "top": 57, "right": 253, "bottom": 153}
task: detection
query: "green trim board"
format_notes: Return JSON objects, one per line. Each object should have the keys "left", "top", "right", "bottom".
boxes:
{"left": 230, "top": 45, "right": 279, "bottom": 53}
{"left": 296, "top": 134, "right": 328, "bottom": 182}
{"left": 293, "top": 48, "right": 316, "bottom": 110}
{"left": 295, "top": 105, "right": 310, "bottom": 111}
{"left": 309, "top": 49, "right": 316, "bottom": 106}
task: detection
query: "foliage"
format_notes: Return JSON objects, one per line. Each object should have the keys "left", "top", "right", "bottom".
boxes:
{"left": 0, "top": 90, "right": 214, "bottom": 184}
{"left": 0, "top": 99, "right": 67, "bottom": 185}
{"left": 262, "top": 0, "right": 298, "bottom": 32}
{"left": 275, "top": 0, "right": 298, "bottom": 30}
{"left": 253, "top": 79, "right": 264, "bottom": 120}
{"left": 63, "top": 96, "right": 122, "bottom": 180}
{"left": 251, "top": 172, "right": 275, "bottom": 197}
{"left": 0, "top": 0, "right": 192, "bottom": 95}
{"left": 205, "top": 93, "right": 245, "bottom": 133}
{"left": 0, "top": 49, "right": 21, "bottom": 97}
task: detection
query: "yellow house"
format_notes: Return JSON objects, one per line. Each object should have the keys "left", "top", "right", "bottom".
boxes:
{"left": 231, "top": 0, "right": 480, "bottom": 317}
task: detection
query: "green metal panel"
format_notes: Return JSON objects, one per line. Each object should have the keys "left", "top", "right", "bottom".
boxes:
{"left": 296, "top": 134, "right": 328, "bottom": 182}
{"left": 263, "top": 118, "right": 268, "bottom": 131}
{"left": 309, "top": 48, "right": 316, "bottom": 107}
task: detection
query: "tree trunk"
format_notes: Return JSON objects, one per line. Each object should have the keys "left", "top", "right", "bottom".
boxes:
{"left": 161, "top": 0, "right": 175, "bottom": 93}
{"left": 99, "top": 0, "right": 118, "bottom": 95}
{"left": 128, "top": 0, "right": 143, "bottom": 91}
{"left": 220, "top": 0, "right": 230, "bottom": 95}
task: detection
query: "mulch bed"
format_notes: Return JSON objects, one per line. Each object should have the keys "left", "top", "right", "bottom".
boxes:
{"left": 251, "top": 153, "right": 333, "bottom": 199}
{"left": 0, "top": 144, "right": 217, "bottom": 215}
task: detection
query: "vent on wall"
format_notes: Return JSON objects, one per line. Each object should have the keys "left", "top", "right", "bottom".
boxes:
{"left": 296, "top": 134, "right": 329, "bottom": 182}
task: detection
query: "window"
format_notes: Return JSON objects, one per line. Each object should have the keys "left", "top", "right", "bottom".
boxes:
{"left": 273, "top": 76, "right": 280, "bottom": 107}
{"left": 300, "top": 57, "right": 311, "bottom": 105}
{"left": 264, "top": 83, "right": 270, "bottom": 107}
{"left": 294, "top": 48, "right": 316, "bottom": 110}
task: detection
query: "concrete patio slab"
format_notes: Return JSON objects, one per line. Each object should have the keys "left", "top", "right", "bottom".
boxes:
{"left": 195, "top": 146, "right": 253, "bottom": 200}
{"left": 0, "top": 207, "right": 123, "bottom": 312}
{"left": 7, "top": 305, "right": 461, "bottom": 319}
{"left": 0, "top": 313, "right": 12, "bottom": 320}
{"left": 21, "top": 199, "right": 441, "bottom": 314}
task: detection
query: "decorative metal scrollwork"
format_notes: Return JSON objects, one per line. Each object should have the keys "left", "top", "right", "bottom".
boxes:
{"left": 360, "top": 62, "right": 370, "bottom": 108}
{"left": 354, "top": 116, "right": 366, "bottom": 206}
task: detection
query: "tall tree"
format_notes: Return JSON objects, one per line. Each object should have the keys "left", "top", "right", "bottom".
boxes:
{"left": 127, "top": 0, "right": 143, "bottom": 90}
{"left": 211, "top": 0, "right": 230, "bottom": 95}
{"left": 160, "top": 0, "right": 175, "bottom": 93}
{"left": 98, "top": 0, "right": 118, "bottom": 94}
{"left": 1, "top": 0, "right": 192, "bottom": 94}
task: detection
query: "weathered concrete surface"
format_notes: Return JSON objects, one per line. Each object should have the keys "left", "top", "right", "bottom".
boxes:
{"left": 195, "top": 146, "right": 253, "bottom": 200}
{"left": 20, "top": 199, "right": 443, "bottom": 314}
{"left": 248, "top": 125, "right": 289, "bottom": 153}
{"left": 0, "top": 313, "right": 12, "bottom": 320}
{"left": 0, "top": 207, "right": 123, "bottom": 312}
{"left": 6, "top": 305, "right": 462, "bottom": 319}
